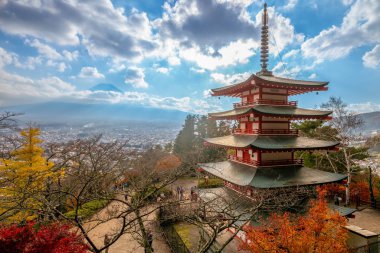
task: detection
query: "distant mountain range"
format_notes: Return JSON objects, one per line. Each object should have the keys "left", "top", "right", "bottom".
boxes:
{"left": 89, "top": 83, "right": 123, "bottom": 93}
{"left": 2, "top": 102, "right": 188, "bottom": 125}
{"left": 358, "top": 111, "right": 380, "bottom": 134}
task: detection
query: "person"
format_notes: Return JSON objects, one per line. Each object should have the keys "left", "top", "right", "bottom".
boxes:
{"left": 146, "top": 230, "right": 154, "bottom": 252}
{"left": 334, "top": 194, "right": 339, "bottom": 206}
{"left": 180, "top": 186, "right": 184, "bottom": 201}
{"left": 124, "top": 193, "right": 128, "bottom": 202}
{"left": 176, "top": 186, "right": 181, "bottom": 200}
{"left": 204, "top": 175, "right": 209, "bottom": 185}
{"left": 104, "top": 234, "right": 111, "bottom": 253}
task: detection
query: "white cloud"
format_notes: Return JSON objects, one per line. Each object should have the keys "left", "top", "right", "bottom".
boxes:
{"left": 308, "top": 73, "right": 317, "bottom": 79}
{"left": 79, "top": 67, "right": 104, "bottom": 79}
{"left": 347, "top": 102, "right": 380, "bottom": 113}
{"left": 203, "top": 89, "right": 212, "bottom": 98}
{"left": 0, "top": 47, "right": 19, "bottom": 68}
{"left": 363, "top": 44, "right": 380, "bottom": 68}
{"left": 283, "top": 49, "right": 299, "bottom": 59}
{"left": 281, "top": 0, "right": 298, "bottom": 11}
{"left": 342, "top": 0, "right": 354, "bottom": 6}
{"left": 301, "top": 0, "right": 380, "bottom": 63}
{"left": 57, "top": 62, "right": 67, "bottom": 72}
{"left": 155, "top": 67, "right": 170, "bottom": 74}
{"left": 210, "top": 72, "right": 250, "bottom": 86}
{"left": 190, "top": 67, "right": 206, "bottom": 73}
{"left": 26, "top": 39, "right": 62, "bottom": 60}
{"left": 124, "top": 67, "right": 148, "bottom": 88}
{"left": 62, "top": 50, "right": 79, "bottom": 61}
{"left": 0, "top": 1, "right": 158, "bottom": 62}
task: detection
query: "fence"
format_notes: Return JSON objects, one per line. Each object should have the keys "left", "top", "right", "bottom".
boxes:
{"left": 349, "top": 241, "right": 380, "bottom": 253}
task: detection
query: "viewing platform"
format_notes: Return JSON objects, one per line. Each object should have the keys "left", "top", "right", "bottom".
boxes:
{"left": 233, "top": 128, "right": 299, "bottom": 135}
{"left": 228, "top": 155, "right": 303, "bottom": 167}
{"left": 233, "top": 99, "right": 297, "bottom": 108}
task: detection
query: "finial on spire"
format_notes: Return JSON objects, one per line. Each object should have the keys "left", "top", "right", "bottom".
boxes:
{"left": 257, "top": 2, "right": 272, "bottom": 76}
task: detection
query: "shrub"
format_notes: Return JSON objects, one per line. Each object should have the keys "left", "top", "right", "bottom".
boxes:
{"left": 64, "top": 199, "right": 108, "bottom": 219}
{"left": 198, "top": 178, "right": 224, "bottom": 189}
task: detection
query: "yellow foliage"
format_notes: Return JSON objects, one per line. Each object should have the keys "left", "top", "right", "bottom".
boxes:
{"left": 0, "top": 127, "right": 63, "bottom": 222}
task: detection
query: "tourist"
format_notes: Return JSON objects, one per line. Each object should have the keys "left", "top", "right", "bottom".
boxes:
{"left": 334, "top": 194, "right": 339, "bottom": 206}
{"left": 176, "top": 186, "right": 181, "bottom": 199}
{"left": 204, "top": 175, "right": 209, "bottom": 185}
{"left": 104, "top": 234, "right": 111, "bottom": 253}
{"left": 180, "top": 186, "right": 184, "bottom": 200}
{"left": 146, "top": 230, "right": 154, "bottom": 252}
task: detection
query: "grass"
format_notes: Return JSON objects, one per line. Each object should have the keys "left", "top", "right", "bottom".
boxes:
{"left": 64, "top": 199, "right": 108, "bottom": 219}
{"left": 198, "top": 178, "right": 224, "bottom": 189}
{"left": 174, "top": 223, "right": 192, "bottom": 249}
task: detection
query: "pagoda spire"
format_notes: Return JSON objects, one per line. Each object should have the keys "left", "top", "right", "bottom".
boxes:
{"left": 257, "top": 3, "right": 273, "bottom": 76}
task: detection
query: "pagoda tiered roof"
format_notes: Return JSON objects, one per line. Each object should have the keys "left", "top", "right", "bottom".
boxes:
{"left": 211, "top": 74, "right": 328, "bottom": 97}
{"left": 209, "top": 105, "right": 332, "bottom": 120}
{"left": 204, "top": 135, "right": 338, "bottom": 150}
{"left": 199, "top": 161, "right": 346, "bottom": 188}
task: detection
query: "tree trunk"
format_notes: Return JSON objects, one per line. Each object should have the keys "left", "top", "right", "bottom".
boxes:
{"left": 135, "top": 209, "right": 153, "bottom": 253}
{"left": 345, "top": 173, "right": 351, "bottom": 206}
{"left": 369, "top": 167, "right": 376, "bottom": 208}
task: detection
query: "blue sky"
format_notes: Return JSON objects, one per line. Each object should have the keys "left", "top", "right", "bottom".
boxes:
{"left": 0, "top": 0, "right": 379, "bottom": 114}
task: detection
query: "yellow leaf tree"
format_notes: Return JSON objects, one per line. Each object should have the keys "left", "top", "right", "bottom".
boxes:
{"left": 0, "top": 127, "right": 62, "bottom": 222}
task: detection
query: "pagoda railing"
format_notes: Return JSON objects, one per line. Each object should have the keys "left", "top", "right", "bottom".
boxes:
{"left": 233, "top": 128, "right": 299, "bottom": 135}
{"left": 228, "top": 155, "right": 303, "bottom": 167}
{"left": 233, "top": 99, "right": 297, "bottom": 108}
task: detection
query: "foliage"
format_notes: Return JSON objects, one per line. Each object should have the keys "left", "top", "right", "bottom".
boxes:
{"left": 241, "top": 188, "right": 348, "bottom": 253}
{"left": 174, "top": 223, "right": 192, "bottom": 249}
{"left": 0, "top": 127, "right": 63, "bottom": 222}
{"left": 0, "top": 221, "right": 88, "bottom": 253}
{"left": 64, "top": 199, "right": 108, "bottom": 219}
{"left": 198, "top": 178, "right": 224, "bottom": 189}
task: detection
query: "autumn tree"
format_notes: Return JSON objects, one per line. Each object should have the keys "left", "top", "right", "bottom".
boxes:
{"left": 241, "top": 188, "right": 348, "bottom": 253}
{"left": 0, "top": 127, "right": 63, "bottom": 222}
{"left": 0, "top": 221, "right": 88, "bottom": 253}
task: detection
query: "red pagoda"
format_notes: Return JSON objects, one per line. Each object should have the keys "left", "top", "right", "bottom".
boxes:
{"left": 199, "top": 4, "right": 346, "bottom": 202}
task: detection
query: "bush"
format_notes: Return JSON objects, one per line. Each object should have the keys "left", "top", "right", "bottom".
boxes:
{"left": 64, "top": 199, "right": 108, "bottom": 219}
{"left": 198, "top": 178, "right": 224, "bottom": 189}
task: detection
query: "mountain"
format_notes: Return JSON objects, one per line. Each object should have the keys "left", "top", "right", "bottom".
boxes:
{"left": 89, "top": 83, "right": 123, "bottom": 93}
{"left": 2, "top": 102, "right": 187, "bottom": 125}
{"left": 358, "top": 111, "right": 380, "bottom": 134}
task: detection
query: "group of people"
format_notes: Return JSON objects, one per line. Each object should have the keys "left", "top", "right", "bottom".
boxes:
{"left": 175, "top": 185, "right": 198, "bottom": 201}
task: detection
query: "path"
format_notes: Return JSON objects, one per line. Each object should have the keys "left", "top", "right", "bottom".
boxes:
{"left": 348, "top": 207, "right": 380, "bottom": 235}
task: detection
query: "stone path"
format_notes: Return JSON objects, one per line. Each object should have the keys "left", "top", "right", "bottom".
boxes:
{"left": 348, "top": 207, "right": 380, "bottom": 235}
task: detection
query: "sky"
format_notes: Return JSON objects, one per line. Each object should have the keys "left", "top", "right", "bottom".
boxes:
{"left": 0, "top": 0, "right": 379, "bottom": 115}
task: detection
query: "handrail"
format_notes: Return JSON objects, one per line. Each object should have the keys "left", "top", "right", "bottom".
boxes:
{"left": 229, "top": 155, "right": 303, "bottom": 167}
{"left": 233, "top": 128, "right": 299, "bottom": 135}
{"left": 233, "top": 99, "right": 297, "bottom": 108}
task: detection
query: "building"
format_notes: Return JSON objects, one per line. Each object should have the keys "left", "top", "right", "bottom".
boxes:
{"left": 199, "top": 3, "right": 348, "bottom": 211}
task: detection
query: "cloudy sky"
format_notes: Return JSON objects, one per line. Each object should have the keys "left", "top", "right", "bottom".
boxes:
{"left": 0, "top": 0, "right": 379, "bottom": 114}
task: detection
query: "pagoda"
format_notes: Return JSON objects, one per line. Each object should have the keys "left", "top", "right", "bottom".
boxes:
{"left": 199, "top": 4, "right": 347, "bottom": 204}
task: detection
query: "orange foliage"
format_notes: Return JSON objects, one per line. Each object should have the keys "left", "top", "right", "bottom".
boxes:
{"left": 241, "top": 188, "right": 348, "bottom": 253}
{"left": 155, "top": 154, "right": 181, "bottom": 172}
{"left": 324, "top": 182, "right": 379, "bottom": 203}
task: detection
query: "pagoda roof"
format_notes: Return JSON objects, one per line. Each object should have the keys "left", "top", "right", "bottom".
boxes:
{"left": 204, "top": 135, "right": 338, "bottom": 150}
{"left": 198, "top": 161, "right": 347, "bottom": 188}
{"left": 211, "top": 74, "right": 328, "bottom": 97}
{"left": 209, "top": 105, "right": 332, "bottom": 120}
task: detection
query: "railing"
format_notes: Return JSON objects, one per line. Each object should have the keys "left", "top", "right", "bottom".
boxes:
{"left": 233, "top": 128, "right": 299, "bottom": 135}
{"left": 229, "top": 155, "right": 303, "bottom": 167}
{"left": 233, "top": 99, "right": 297, "bottom": 108}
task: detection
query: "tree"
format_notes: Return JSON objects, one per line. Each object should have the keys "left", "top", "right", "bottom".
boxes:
{"left": 241, "top": 188, "right": 348, "bottom": 253}
{"left": 321, "top": 97, "right": 368, "bottom": 205}
{"left": 0, "top": 127, "right": 63, "bottom": 222}
{"left": 0, "top": 221, "right": 88, "bottom": 253}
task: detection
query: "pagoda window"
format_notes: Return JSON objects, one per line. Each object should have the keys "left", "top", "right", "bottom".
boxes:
{"left": 261, "top": 93, "right": 287, "bottom": 102}
{"left": 262, "top": 152, "right": 292, "bottom": 161}
{"left": 242, "top": 90, "right": 250, "bottom": 96}
{"left": 237, "top": 150, "right": 243, "bottom": 158}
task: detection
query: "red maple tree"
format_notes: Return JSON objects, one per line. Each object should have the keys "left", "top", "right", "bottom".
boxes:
{"left": 0, "top": 222, "right": 88, "bottom": 253}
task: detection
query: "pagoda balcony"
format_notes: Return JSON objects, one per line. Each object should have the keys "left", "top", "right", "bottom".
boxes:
{"left": 233, "top": 99, "right": 297, "bottom": 108}
{"left": 233, "top": 128, "right": 299, "bottom": 135}
{"left": 228, "top": 155, "right": 303, "bottom": 167}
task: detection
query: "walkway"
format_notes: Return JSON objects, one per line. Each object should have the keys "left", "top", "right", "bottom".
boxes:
{"left": 348, "top": 207, "right": 380, "bottom": 235}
